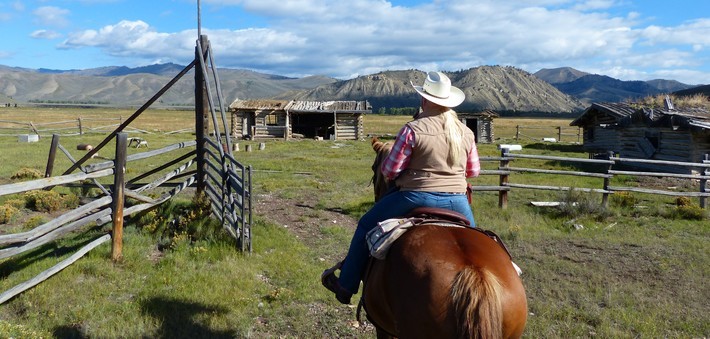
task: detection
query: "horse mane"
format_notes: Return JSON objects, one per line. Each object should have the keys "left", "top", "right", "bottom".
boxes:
{"left": 451, "top": 267, "right": 503, "bottom": 339}
{"left": 371, "top": 137, "right": 394, "bottom": 202}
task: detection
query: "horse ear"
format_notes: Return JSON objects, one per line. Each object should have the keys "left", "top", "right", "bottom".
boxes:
{"left": 372, "top": 137, "right": 383, "bottom": 152}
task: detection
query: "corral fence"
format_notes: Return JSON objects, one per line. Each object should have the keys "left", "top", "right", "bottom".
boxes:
{"left": 514, "top": 125, "right": 581, "bottom": 143}
{"left": 0, "top": 117, "right": 138, "bottom": 136}
{"left": 0, "top": 32, "right": 252, "bottom": 304}
{"left": 0, "top": 116, "right": 192, "bottom": 137}
{"left": 0, "top": 132, "right": 197, "bottom": 303}
{"left": 472, "top": 148, "right": 710, "bottom": 209}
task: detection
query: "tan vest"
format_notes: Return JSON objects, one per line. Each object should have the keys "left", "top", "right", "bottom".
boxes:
{"left": 395, "top": 110, "right": 475, "bottom": 193}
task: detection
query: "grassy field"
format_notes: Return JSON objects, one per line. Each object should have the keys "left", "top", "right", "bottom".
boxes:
{"left": 0, "top": 107, "right": 707, "bottom": 338}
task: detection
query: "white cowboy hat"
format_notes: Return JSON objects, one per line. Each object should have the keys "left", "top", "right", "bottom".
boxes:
{"left": 411, "top": 71, "right": 465, "bottom": 108}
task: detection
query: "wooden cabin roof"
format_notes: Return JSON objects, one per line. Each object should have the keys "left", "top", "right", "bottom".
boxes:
{"left": 570, "top": 102, "right": 710, "bottom": 131}
{"left": 286, "top": 100, "right": 371, "bottom": 113}
{"left": 459, "top": 109, "right": 499, "bottom": 118}
{"left": 228, "top": 99, "right": 290, "bottom": 110}
{"left": 229, "top": 99, "right": 371, "bottom": 113}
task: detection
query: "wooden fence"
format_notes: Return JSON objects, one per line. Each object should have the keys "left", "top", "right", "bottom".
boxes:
{"left": 0, "top": 130, "right": 253, "bottom": 302}
{"left": 0, "top": 117, "right": 188, "bottom": 137}
{"left": 0, "top": 33, "right": 253, "bottom": 304}
{"left": 471, "top": 148, "right": 710, "bottom": 209}
{"left": 0, "top": 132, "right": 197, "bottom": 303}
{"left": 514, "top": 125, "right": 581, "bottom": 143}
{"left": 203, "top": 138, "right": 252, "bottom": 251}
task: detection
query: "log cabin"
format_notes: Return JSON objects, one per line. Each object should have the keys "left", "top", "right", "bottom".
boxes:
{"left": 458, "top": 109, "right": 498, "bottom": 144}
{"left": 229, "top": 99, "right": 371, "bottom": 141}
{"left": 570, "top": 102, "right": 710, "bottom": 173}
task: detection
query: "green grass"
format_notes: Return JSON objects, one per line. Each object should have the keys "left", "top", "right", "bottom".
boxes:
{"left": 0, "top": 110, "right": 707, "bottom": 337}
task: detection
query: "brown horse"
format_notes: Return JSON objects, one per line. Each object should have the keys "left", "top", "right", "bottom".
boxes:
{"left": 362, "top": 138, "right": 527, "bottom": 338}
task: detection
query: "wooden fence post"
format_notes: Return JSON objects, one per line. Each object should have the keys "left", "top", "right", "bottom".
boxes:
{"left": 45, "top": 134, "right": 60, "bottom": 178}
{"left": 515, "top": 126, "right": 520, "bottom": 141}
{"left": 557, "top": 126, "right": 562, "bottom": 142}
{"left": 194, "top": 34, "right": 210, "bottom": 195}
{"left": 602, "top": 151, "right": 615, "bottom": 208}
{"left": 78, "top": 117, "right": 83, "bottom": 135}
{"left": 701, "top": 154, "right": 709, "bottom": 209}
{"left": 498, "top": 148, "right": 509, "bottom": 209}
{"left": 111, "top": 133, "right": 127, "bottom": 261}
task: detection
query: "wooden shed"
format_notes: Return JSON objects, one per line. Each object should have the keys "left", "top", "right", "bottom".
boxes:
{"left": 229, "top": 99, "right": 371, "bottom": 140}
{"left": 458, "top": 110, "right": 498, "bottom": 144}
{"left": 570, "top": 102, "right": 710, "bottom": 172}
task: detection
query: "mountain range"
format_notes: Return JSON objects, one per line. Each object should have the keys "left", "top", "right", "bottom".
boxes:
{"left": 533, "top": 67, "right": 696, "bottom": 105}
{"left": 0, "top": 63, "right": 703, "bottom": 114}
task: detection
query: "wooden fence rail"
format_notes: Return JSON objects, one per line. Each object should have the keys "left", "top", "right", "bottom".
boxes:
{"left": 475, "top": 148, "right": 710, "bottom": 209}
{"left": 514, "top": 125, "right": 581, "bottom": 143}
{"left": 203, "top": 137, "right": 252, "bottom": 250}
{"left": 0, "top": 132, "right": 199, "bottom": 304}
{"left": 0, "top": 117, "right": 129, "bottom": 136}
{"left": 0, "top": 34, "right": 252, "bottom": 304}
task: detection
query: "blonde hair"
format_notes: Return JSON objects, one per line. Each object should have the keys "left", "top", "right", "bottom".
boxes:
{"left": 443, "top": 109, "right": 465, "bottom": 166}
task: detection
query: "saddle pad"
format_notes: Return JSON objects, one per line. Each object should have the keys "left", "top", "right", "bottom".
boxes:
{"left": 366, "top": 218, "right": 418, "bottom": 260}
{"left": 366, "top": 217, "right": 466, "bottom": 259}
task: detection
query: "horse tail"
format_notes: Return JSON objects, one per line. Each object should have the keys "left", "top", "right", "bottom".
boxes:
{"left": 451, "top": 267, "right": 503, "bottom": 339}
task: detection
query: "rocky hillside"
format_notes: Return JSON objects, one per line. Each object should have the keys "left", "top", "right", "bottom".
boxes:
{"left": 277, "top": 66, "right": 585, "bottom": 113}
{"left": 534, "top": 67, "right": 589, "bottom": 84}
{"left": 0, "top": 65, "right": 336, "bottom": 106}
{"left": 6, "top": 63, "right": 701, "bottom": 114}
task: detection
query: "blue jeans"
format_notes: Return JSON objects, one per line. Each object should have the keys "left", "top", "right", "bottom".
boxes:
{"left": 338, "top": 190, "right": 475, "bottom": 294}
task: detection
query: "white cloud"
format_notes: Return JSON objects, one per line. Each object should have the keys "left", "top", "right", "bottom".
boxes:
{"left": 62, "top": 20, "right": 172, "bottom": 52}
{"left": 640, "top": 19, "right": 710, "bottom": 46}
{"left": 33, "top": 6, "right": 70, "bottom": 27}
{"left": 31, "top": 29, "right": 62, "bottom": 39}
{"left": 60, "top": 20, "right": 306, "bottom": 69}
{"left": 52, "top": 0, "right": 710, "bottom": 83}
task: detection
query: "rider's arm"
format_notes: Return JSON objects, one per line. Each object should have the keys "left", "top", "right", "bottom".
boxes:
{"left": 466, "top": 139, "right": 481, "bottom": 178}
{"left": 381, "top": 125, "right": 415, "bottom": 180}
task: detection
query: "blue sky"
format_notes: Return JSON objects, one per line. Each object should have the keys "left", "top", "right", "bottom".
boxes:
{"left": 1, "top": 0, "right": 709, "bottom": 85}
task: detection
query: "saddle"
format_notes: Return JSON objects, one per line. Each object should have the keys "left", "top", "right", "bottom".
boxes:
{"left": 408, "top": 207, "right": 513, "bottom": 259}
{"left": 366, "top": 206, "right": 513, "bottom": 260}
{"left": 406, "top": 207, "right": 470, "bottom": 226}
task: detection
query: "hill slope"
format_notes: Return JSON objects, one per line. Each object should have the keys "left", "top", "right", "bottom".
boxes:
{"left": 277, "top": 66, "right": 585, "bottom": 113}
{"left": 535, "top": 67, "right": 696, "bottom": 104}
{"left": 534, "top": 67, "right": 589, "bottom": 84}
{"left": 0, "top": 65, "right": 337, "bottom": 106}
{"left": 673, "top": 84, "right": 710, "bottom": 97}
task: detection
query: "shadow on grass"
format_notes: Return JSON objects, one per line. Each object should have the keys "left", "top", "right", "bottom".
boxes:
{"left": 297, "top": 202, "right": 372, "bottom": 219}
{"left": 52, "top": 296, "right": 235, "bottom": 338}
{"left": 0, "top": 231, "right": 101, "bottom": 280}
{"left": 139, "top": 297, "right": 233, "bottom": 338}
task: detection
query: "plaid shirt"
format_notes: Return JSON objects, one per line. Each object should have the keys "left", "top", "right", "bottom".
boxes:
{"left": 381, "top": 125, "right": 481, "bottom": 180}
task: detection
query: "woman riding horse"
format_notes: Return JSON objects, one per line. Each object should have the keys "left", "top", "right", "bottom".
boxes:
{"left": 322, "top": 72, "right": 527, "bottom": 338}
{"left": 322, "top": 71, "right": 481, "bottom": 304}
